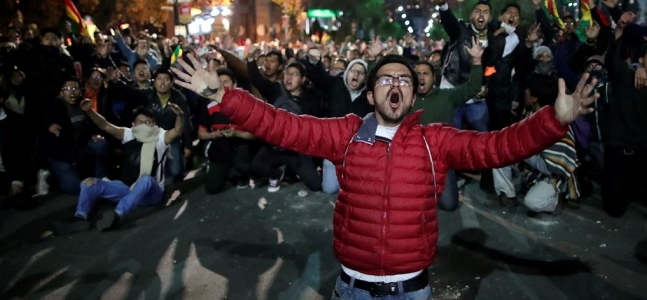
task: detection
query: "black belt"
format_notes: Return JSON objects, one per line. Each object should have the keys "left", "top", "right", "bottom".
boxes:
{"left": 340, "top": 269, "right": 429, "bottom": 297}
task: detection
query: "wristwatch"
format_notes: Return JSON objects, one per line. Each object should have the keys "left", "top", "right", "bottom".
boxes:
{"left": 201, "top": 87, "right": 219, "bottom": 97}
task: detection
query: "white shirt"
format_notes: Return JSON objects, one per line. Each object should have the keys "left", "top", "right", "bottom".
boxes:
{"left": 375, "top": 124, "right": 400, "bottom": 140}
{"left": 122, "top": 128, "right": 168, "bottom": 187}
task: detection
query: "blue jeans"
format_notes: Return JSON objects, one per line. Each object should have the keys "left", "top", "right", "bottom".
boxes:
{"left": 331, "top": 277, "right": 432, "bottom": 300}
{"left": 452, "top": 101, "right": 489, "bottom": 131}
{"left": 49, "top": 139, "right": 110, "bottom": 195}
{"left": 322, "top": 159, "right": 340, "bottom": 194}
{"left": 438, "top": 169, "right": 459, "bottom": 211}
{"left": 74, "top": 175, "right": 164, "bottom": 220}
{"left": 165, "top": 140, "right": 185, "bottom": 185}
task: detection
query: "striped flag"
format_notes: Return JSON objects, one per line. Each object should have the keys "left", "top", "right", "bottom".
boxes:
{"left": 62, "top": 0, "right": 88, "bottom": 36}
{"left": 544, "top": 0, "right": 565, "bottom": 30}
{"left": 170, "top": 45, "right": 183, "bottom": 65}
{"left": 575, "top": 0, "right": 592, "bottom": 42}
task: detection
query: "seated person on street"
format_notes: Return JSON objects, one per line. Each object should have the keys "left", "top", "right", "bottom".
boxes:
{"left": 54, "top": 100, "right": 185, "bottom": 234}
{"left": 43, "top": 76, "right": 109, "bottom": 195}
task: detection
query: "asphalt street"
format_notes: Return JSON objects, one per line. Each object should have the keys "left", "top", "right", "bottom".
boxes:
{"left": 1, "top": 173, "right": 646, "bottom": 300}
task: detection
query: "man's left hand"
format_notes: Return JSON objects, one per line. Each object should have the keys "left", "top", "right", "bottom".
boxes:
{"left": 554, "top": 74, "right": 599, "bottom": 125}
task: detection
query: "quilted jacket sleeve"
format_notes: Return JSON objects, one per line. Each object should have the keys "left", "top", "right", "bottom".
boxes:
{"left": 218, "top": 88, "right": 359, "bottom": 162}
{"left": 430, "top": 106, "right": 568, "bottom": 170}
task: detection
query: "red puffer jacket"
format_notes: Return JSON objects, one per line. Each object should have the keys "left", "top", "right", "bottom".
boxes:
{"left": 219, "top": 88, "right": 568, "bottom": 276}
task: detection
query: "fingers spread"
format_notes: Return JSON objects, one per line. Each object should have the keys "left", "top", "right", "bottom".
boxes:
{"left": 187, "top": 53, "right": 204, "bottom": 72}
{"left": 573, "top": 73, "right": 590, "bottom": 96}
{"left": 582, "top": 77, "right": 597, "bottom": 97}
{"left": 171, "top": 67, "right": 192, "bottom": 82}
{"left": 558, "top": 78, "right": 567, "bottom": 97}
{"left": 174, "top": 79, "right": 193, "bottom": 91}
{"left": 177, "top": 58, "right": 195, "bottom": 75}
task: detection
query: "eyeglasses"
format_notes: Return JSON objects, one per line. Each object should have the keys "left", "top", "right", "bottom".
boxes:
{"left": 61, "top": 86, "right": 80, "bottom": 91}
{"left": 284, "top": 72, "right": 302, "bottom": 78}
{"left": 349, "top": 69, "right": 366, "bottom": 76}
{"left": 586, "top": 64, "right": 603, "bottom": 71}
{"left": 90, "top": 75, "right": 103, "bottom": 80}
{"left": 134, "top": 120, "right": 154, "bottom": 126}
{"left": 375, "top": 75, "right": 413, "bottom": 87}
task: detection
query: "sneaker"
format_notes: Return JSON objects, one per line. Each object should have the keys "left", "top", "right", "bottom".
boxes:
{"left": 237, "top": 178, "right": 250, "bottom": 190}
{"left": 53, "top": 218, "right": 90, "bottom": 235}
{"left": 96, "top": 211, "right": 120, "bottom": 232}
{"left": 267, "top": 179, "right": 281, "bottom": 193}
{"left": 267, "top": 168, "right": 285, "bottom": 193}
{"left": 36, "top": 169, "right": 50, "bottom": 196}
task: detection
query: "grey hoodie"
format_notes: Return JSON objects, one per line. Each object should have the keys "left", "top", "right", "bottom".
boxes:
{"left": 343, "top": 59, "right": 368, "bottom": 102}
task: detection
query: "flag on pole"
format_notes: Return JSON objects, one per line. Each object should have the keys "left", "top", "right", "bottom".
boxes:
{"left": 62, "top": 0, "right": 88, "bottom": 36}
{"left": 170, "top": 45, "right": 183, "bottom": 65}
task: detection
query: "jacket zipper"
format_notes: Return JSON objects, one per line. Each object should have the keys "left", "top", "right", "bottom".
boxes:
{"left": 381, "top": 143, "right": 392, "bottom": 271}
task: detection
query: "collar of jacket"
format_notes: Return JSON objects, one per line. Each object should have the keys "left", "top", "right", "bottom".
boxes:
{"left": 353, "top": 110, "right": 425, "bottom": 145}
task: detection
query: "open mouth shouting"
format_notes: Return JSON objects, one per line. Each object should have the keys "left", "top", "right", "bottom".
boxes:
{"left": 388, "top": 89, "right": 402, "bottom": 110}
{"left": 476, "top": 17, "right": 485, "bottom": 28}
{"left": 508, "top": 17, "right": 515, "bottom": 25}
{"left": 418, "top": 78, "right": 426, "bottom": 93}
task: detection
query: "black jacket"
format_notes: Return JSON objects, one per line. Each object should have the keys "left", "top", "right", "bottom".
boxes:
{"left": 42, "top": 97, "right": 101, "bottom": 163}
{"left": 439, "top": 8, "right": 507, "bottom": 87}
{"left": 604, "top": 40, "right": 647, "bottom": 148}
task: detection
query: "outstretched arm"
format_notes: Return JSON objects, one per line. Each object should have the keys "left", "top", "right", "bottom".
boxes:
{"left": 432, "top": 74, "right": 599, "bottom": 170}
{"left": 171, "top": 54, "right": 359, "bottom": 163}
{"left": 80, "top": 99, "right": 125, "bottom": 141}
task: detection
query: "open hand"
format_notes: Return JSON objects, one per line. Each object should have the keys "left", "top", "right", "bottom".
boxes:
{"left": 367, "top": 36, "right": 383, "bottom": 58}
{"left": 465, "top": 36, "right": 484, "bottom": 62}
{"left": 554, "top": 73, "right": 599, "bottom": 125}
{"left": 527, "top": 23, "right": 541, "bottom": 44}
{"left": 171, "top": 53, "right": 223, "bottom": 102}
{"left": 635, "top": 67, "right": 647, "bottom": 89}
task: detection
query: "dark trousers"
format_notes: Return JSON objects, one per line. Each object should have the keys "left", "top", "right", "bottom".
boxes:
{"left": 602, "top": 146, "right": 647, "bottom": 217}
{"left": 205, "top": 145, "right": 251, "bottom": 194}
{"left": 251, "top": 146, "right": 322, "bottom": 191}
{"left": 438, "top": 169, "right": 459, "bottom": 211}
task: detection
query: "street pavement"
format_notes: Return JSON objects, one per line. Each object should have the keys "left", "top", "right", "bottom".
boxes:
{"left": 1, "top": 172, "right": 646, "bottom": 300}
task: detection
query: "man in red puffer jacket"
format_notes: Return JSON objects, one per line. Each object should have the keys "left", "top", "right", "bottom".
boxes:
{"left": 172, "top": 52, "right": 599, "bottom": 300}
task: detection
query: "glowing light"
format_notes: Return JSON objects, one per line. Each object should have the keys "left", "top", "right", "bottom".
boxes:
{"left": 210, "top": 8, "right": 220, "bottom": 16}
{"left": 221, "top": 8, "right": 231, "bottom": 16}
{"left": 401, "top": 13, "right": 407, "bottom": 18}
{"left": 398, "top": 6, "right": 403, "bottom": 11}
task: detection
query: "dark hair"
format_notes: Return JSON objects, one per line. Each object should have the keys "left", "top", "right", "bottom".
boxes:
{"left": 430, "top": 50, "right": 442, "bottom": 57}
{"left": 414, "top": 61, "right": 435, "bottom": 77}
{"left": 119, "top": 61, "right": 131, "bottom": 69}
{"left": 286, "top": 62, "right": 307, "bottom": 77}
{"left": 153, "top": 68, "right": 174, "bottom": 81}
{"left": 562, "top": 15, "right": 575, "bottom": 22}
{"left": 62, "top": 75, "right": 80, "bottom": 86}
{"left": 132, "top": 106, "right": 156, "bottom": 122}
{"left": 217, "top": 68, "right": 237, "bottom": 84}
{"left": 258, "top": 53, "right": 267, "bottom": 59}
{"left": 473, "top": 0, "right": 491, "bottom": 11}
{"left": 133, "top": 59, "right": 149, "bottom": 69}
{"left": 41, "top": 27, "right": 62, "bottom": 39}
{"left": 322, "top": 55, "right": 332, "bottom": 63}
{"left": 266, "top": 50, "right": 284, "bottom": 65}
{"left": 527, "top": 74, "right": 558, "bottom": 107}
{"left": 334, "top": 57, "right": 349, "bottom": 69}
{"left": 366, "top": 54, "right": 419, "bottom": 94}
{"left": 501, "top": 3, "right": 521, "bottom": 14}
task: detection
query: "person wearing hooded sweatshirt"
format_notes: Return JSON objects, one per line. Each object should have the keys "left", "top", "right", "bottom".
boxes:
{"left": 412, "top": 39, "right": 484, "bottom": 211}
{"left": 301, "top": 48, "right": 373, "bottom": 194}
{"left": 54, "top": 102, "right": 185, "bottom": 234}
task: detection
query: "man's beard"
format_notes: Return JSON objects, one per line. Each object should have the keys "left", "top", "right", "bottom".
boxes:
{"left": 375, "top": 103, "right": 408, "bottom": 125}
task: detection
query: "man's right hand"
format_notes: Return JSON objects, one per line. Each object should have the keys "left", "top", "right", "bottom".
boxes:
{"left": 49, "top": 124, "right": 62, "bottom": 137}
{"left": 585, "top": 22, "right": 601, "bottom": 40}
{"left": 172, "top": 53, "right": 223, "bottom": 103}
{"left": 465, "top": 36, "right": 484, "bottom": 64}
{"left": 532, "top": 0, "right": 542, "bottom": 9}
{"left": 80, "top": 98, "right": 93, "bottom": 112}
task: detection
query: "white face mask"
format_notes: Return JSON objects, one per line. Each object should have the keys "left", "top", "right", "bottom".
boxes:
{"left": 132, "top": 124, "right": 160, "bottom": 143}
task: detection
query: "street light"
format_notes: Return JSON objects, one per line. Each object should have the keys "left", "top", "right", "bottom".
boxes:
{"left": 221, "top": 7, "right": 231, "bottom": 16}
{"left": 401, "top": 13, "right": 406, "bottom": 18}
{"left": 211, "top": 8, "right": 220, "bottom": 16}
{"left": 398, "top": 6, "right": 403, "bottom": 11}
{"left": 405, "top": 20, "right": 410, "bottom": 25}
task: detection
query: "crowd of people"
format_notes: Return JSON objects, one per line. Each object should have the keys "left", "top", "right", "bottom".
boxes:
{"left": 0, "top": 0, "right": 645, "bottom": 297}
